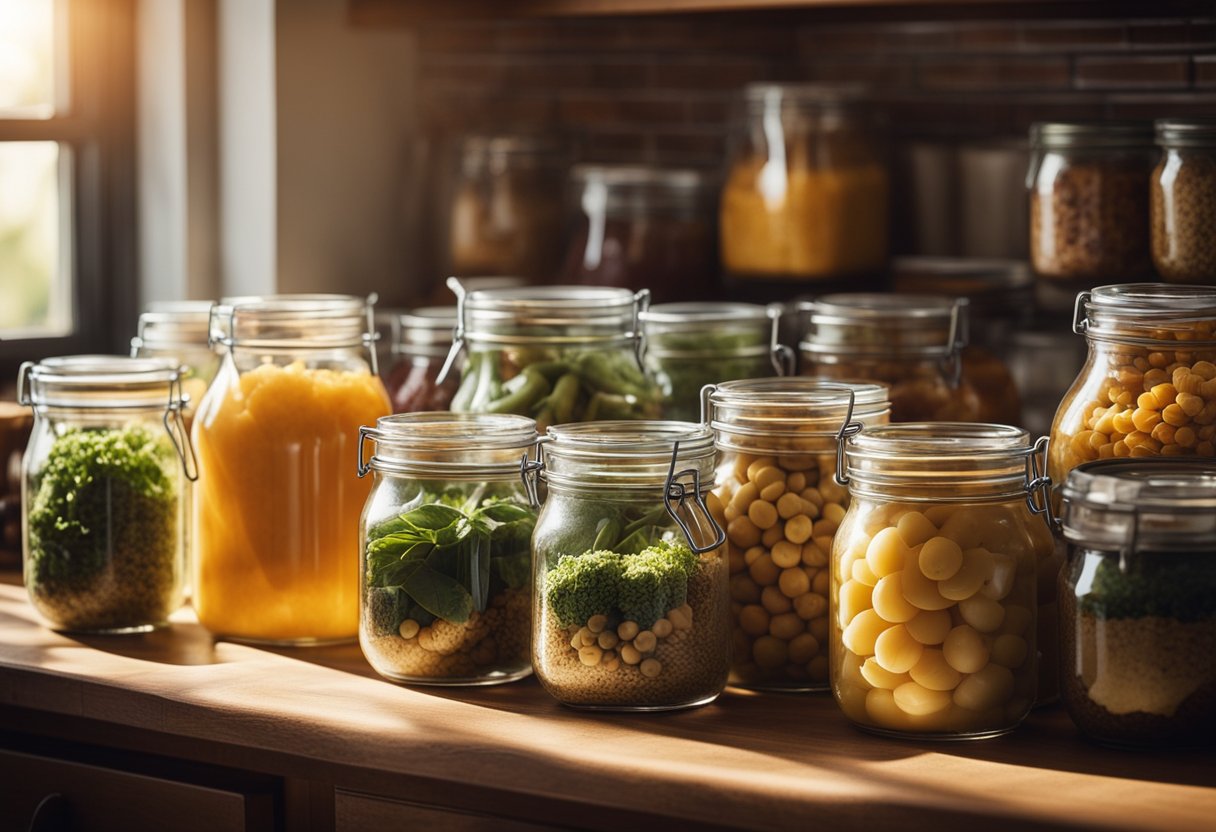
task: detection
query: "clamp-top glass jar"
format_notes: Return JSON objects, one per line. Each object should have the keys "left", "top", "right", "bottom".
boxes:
{"left": 193, "top": 295, "right": 391, "bottom": 644}
{"left": 530, "top": 421, "right": 730, "bottom": 710}
{"left": 356, "top": 413, "right": 538, "bottom": 685}
{"left": 705, "top": 379, "right": 890, "bottom": 691}
{"left": 831, "top": 424, "right": 1053, "bottom": 739}
{"left": 640, "top": 302, "right": 791, "bottom": 422}
{"left": 130, "top": 301, "right": 220, "bottom": 433}
{"left": 383, "top": 307, "right": 459, "bottom": 413}
{"left": 799, "top": 294, "right": 983, "bottom": 423}
{"left": 443, "top": 279, "right": 662, "bottom": 432}
{"left": 1151, "top": 118, "right": 1216, "bottom": 284}
{"left": 19, "top": 356, "right": 197, "bottom": 633}
{"left": 1058, "top": 459, "right": 1216, "bottom": 748}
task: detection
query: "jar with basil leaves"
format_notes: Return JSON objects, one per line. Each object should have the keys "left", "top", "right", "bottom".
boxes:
{"left": 356, "top": 412, "right": 539, "bottom": 685}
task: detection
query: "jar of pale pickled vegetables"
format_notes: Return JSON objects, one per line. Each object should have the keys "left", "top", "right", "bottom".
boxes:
{"left": 799, "top": 294, "right": 983, "bottom": 423}
{"left": 130, "top": 301, "right": 220, "bottom": 433}
{"left": 704, "top": 378, "right": 890, "bottom": 691}
{"left": 194, "top": 295, "right": 391, "bottom": 644}
{"left": 1059, "top": 458, "right": 1216, "bottom": 748}
{"left": 442, "top": 279, "right": 662, "bottom": 433}
{"left": 832, "top": 423, "right": 1054, "bottom": 739}
{"left": 530, "top": 421, "right": 730, "bottom": 711}
{"left": 18, "top": 356, "right": 196, "bottom": 633}
{"left": 356, "top": 413, "right": 538, "bottom": 685}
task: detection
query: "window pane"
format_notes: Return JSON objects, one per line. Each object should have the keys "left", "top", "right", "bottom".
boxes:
{"left": 0, "top": 141, "right": 69, "bottom": 338}
{"left": 0, "top": 0, "right": 56, "bottom": 117}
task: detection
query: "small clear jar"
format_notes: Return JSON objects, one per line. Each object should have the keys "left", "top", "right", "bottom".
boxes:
{"left": 443, "top": 280, "right": 662, "bottom": 433}
{"left": 1151, "top": 119, "right": 1216, "bottom": 284}
{"left": 831, "top": 424, "right": 1053, "bottom": 739}
{"left": 640, "top": 302, "right": 790, "bottom": 422}
{"left": 721, "top": 83, "right": 889, "bottom": 296}
{"left": 383, "top": 307, "right": 459, "bottom": 413}
{"left": 705, "top": 379, "right": 890, "bottom": 691}
{"left": 193, "top": 295, "right": 391, "bottom": 644}
{"left": 18, "top": 356, "right": 197, "bottom": 633}
{"left": 1028, "top": 122, "right": 1155, "bottom": 283}
{"left": 799, "top": 293, "right": 983, "bottom": 423}
{"left": 560, "top": 165, "right": 718, "bottom": 304}
{"left": 129, "top": 301, "right": 221, "bottom": 434}
{"left": 530, "top": 421, "right": 730, "bottom": 711}
{"left": 356, "top": 413, "right": 538, "bottom": 685}
{"left": 1058, "top": 458, "right": 1216, "bottom": 748}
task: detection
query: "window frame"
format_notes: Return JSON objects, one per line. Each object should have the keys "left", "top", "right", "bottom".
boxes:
{"left": 0, "top": 0, "right": 138, "bottom": 384}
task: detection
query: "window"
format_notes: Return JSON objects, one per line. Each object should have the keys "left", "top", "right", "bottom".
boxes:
{"left": 0, "top": 0, "right": 136, "bottom": 380}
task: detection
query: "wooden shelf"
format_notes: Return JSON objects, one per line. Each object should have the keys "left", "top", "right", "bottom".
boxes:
{"left": 0, "top": 579, "right": 1213, "bottom": 830}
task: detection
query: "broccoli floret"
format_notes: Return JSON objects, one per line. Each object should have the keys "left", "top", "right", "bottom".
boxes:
{"left": 545, "top": 551, "right": 624, "bottom": 628}
{"left": 619, "top": 540, "right": 698, "bottom": 628}
{"left": 366, "top": 586, "right": 408, "bottom": 636}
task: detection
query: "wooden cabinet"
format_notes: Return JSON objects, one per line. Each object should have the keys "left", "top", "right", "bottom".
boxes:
{"left": 334, "top": 791, "right": 562, "bottom": 832}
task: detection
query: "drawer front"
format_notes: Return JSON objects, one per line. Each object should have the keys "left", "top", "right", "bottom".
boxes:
{"left": 0, "top": 749, "right": 273, "bottom": 832}
{"left": 335, "top": 790, "right": 560, "bottom": 832}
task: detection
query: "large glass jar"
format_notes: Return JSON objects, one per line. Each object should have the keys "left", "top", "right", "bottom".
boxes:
{"left": 1151, "top": 118, "right": 1216, "bottom": 284}
{"left": 18, "top": 356, "right": 196, "bottom": 633}
{"left": 799, "top": 293, "right": 983, "bottom": 423}
{"left": 640, "top": 302, "right": 790, "bottom": 422}
{"left": 1028, "top": 122, "right": 1155, "bottom": 284}
{"left": 444, "top": 280, "right": 662, "bottom": 433}
{"left": 831, "top": 424, "right": 1053, "bottom": 739}
{"left": 193, "top": 295, "right": 392, "bottom": 644}
{"left": 705, "top": 379, "right": 890, "bottom": 691}
{"left": 356, "top": 413, "right": 538, "bottom": 685}
{"left": 720, "top": 83, "right": 889, "bottom": 297}
{"left": 383, "top": 307, "right": 459, "bottom": 413}
{"left": 531, "top": 421, "right": 730, "bottom": 710}
{"left": 447, "top": 135, "right": 566, "bottom": 281}
{"left": 129, "top": 300, "right": 221, "bottom": 433}
{"left": 559, "top": 165, "right": 718, "bottom": 304}
{"left": 1058, "top": 458, "right": 1216, "bottom": 748}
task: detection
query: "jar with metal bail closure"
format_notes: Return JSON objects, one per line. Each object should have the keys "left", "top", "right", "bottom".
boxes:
{"left": 355, "top": 413, "right": 539, "bottom": 685}
{"left": 703, "top": 378, "right": 890, "bottom": 691}
{"left": 439, "top": 277, "right": 662, "bottom": 433}
{"left": 830, "top": 424, "right": 1054, "bottom": 739}
{"left": 18, "top": 356, "right": 198, "bottom": 633}
{"left": 529, "top": 421, "right": 730, "bottom": 710}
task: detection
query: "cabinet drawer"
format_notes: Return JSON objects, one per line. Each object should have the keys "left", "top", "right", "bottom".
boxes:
{"left": 0, "top": 749, "right": 274, "bottom": 832}
{"left": 335, "top": 790, "right": 560, "bottom": 832}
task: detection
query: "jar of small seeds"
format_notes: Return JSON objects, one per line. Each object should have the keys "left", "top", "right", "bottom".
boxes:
{"left": 704, "top": 379, "right": 890, "bottom": 691}
{"left": 1151, "top": 119, "right": 1216, "bottom": 285}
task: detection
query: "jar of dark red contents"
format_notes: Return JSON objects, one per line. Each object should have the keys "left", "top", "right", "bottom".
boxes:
{"left": 384, "top": 307, "right": 459, "bottom": 414}
{"left": 560, "top": 165, "right": 718, "bottom": 304}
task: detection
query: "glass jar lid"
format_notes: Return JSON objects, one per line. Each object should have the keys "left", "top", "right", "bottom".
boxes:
{"left": 210, "top": 294, "right": 376, "bottom": 351}
{"left": 540, "top": 420, "right": 715, "bottom": 490}
{"left": 1030, "top": 121, "right": 1153, "bottom": 150}
{"left": 358, "top": 412, "right": 538, "bottom": 480}
{"left": 1073, "top": 283, "right": 1216, "bottom": 347}
{"left": 19, "top": 355, "right": 186, "bottom": 410}
{"left": 890, "top": 258, "right": 1033, "bottom": 326}
{"left": 1155, "top": 118, "right": 1216, "bottom": 148}
{"left": 131, "top": 301, "right": 214, "bottom": 352}
{"left": 394, "top": 307, "right": 456, "bottom": 358}
{"left": 799, "top": 293, "right": 969, "bottom": 359}
{"left": 641, "top": 302, "right": 782, "bottom": 363}
{"left": 1061, "top": 458, "right": 1216, "bottom": 552}
{"left": 571, "top": 165, "right": 715, "bottom": 217}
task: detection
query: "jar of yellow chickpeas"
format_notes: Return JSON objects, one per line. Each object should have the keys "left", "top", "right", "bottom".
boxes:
{"left": 703, "top": 379, "right": 890, "bottom": 691}
{"left": 832, "top": 423, "right": 1054, "bottom": 739}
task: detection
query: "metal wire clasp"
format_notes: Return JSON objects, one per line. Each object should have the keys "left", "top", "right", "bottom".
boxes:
{"left": 519, "top": 441, "right": 544, "bottom": 508}
{"left": 1024, "top": 435, "right": 1054, "bottom": 526}
{"left": 435, "top": 276, "right": 467, "bottom": 386}
{"left": 356, "top": 425, "right": 378, "bottom": 478}
{"left": 1072, "top": 291, "right": 1093, "bottom": 336}
{"left": 833, "top": 388, "right": 865, "bottom": 486}
{"left": 663, "top": 440, "right": 725, "bottom": 555}
{"left": 16, "top": 361, "right": 34, "bottom": 407}
{"left": 164, "top": 372, "right": 199, "bottom": 482}
{"left": 766, "top": 303, "right": 795, "bottom": 376}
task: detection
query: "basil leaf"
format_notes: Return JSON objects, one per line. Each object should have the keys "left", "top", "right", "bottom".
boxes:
{"left": 400, "top": 503, "right": 465, "bottom": 533}
{"left": 372, "top": 556, "right": 427, "bottom": 589}
{"left": 403, "top": 564, "right": 475, "bottom": 623}
{"left": 477, "top": 502, "right": 532, "bottom": 524}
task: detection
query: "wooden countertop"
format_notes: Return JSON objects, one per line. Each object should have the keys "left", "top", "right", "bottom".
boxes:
{"left": 0, "top": 579, "right": 1212, "bottom": 831}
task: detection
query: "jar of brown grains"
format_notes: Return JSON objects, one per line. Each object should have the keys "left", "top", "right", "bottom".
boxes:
{"left": 1151, "top": 119, "right": 1216, "bottom": 285}
{"left": 1028, "top": 122, "right": 1155, "bottom": 284}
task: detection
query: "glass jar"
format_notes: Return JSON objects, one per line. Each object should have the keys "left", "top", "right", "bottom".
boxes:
{"left": 831, "top": 424, "right": 1053, "bottom": 739}
{"left": 447, "top": 135, "right": 566, "bottom": 281}
{"left": 1151, "top": 118, "right": 1216, "bottom": 284}
{"left": 559, "top": 165, "right": 718, "bottom": 304}
{"left": 798, "top": 293, "right": 983, "bottom": 423}
{"left": 130, "top": 301, "right": 221, "bottom": 434}
{"left": 383, "top": 307, "right": 459, "bottom": 413}
{"left": 18, "top": 356, "right": 196, "bottom": 633}
{"left": 720, "top": 83, "right": 889, "bottom": 296}
{"left": 1058, "top": 458, "right": 1216, "bottom": 748}
{"left": 443, "top": 280, "right": 662, "bottom": 433}
{"left": 193, "top": 295, "right": 392, "bottom": 644}
{"left": 1028, "top": 122, "right": 1155, "bottom": 283}
{"left": 705, "top": 379, "right": 890, "bottom": 691}
{"left": 355, "top": 413, "right": 538, "bottom": 685}
{"left": 530, "top": 421, "right": 730, "bottom": 710}
{"left": 640, "top": 302, "right": 790, "bottom": 422}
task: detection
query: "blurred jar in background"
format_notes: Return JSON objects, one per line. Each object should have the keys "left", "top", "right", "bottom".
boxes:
{"left": 447, "top": 136, "right": 567, "bottom": 281}
{"left": 560, "top": 165, "right": 718, "bottom": 304}
{"left": 130, "top": 301, "right": 220, "bottom": 433}
{"left": 720, "top": 83, "right": 889, "bottom": 300}
{"left": 383, "top": 307, "right": 460, "bottom": 413}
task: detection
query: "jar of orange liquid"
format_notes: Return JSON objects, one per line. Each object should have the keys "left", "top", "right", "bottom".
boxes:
{"left": 193, "top": 295, "right": 391, "bottom": 644}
